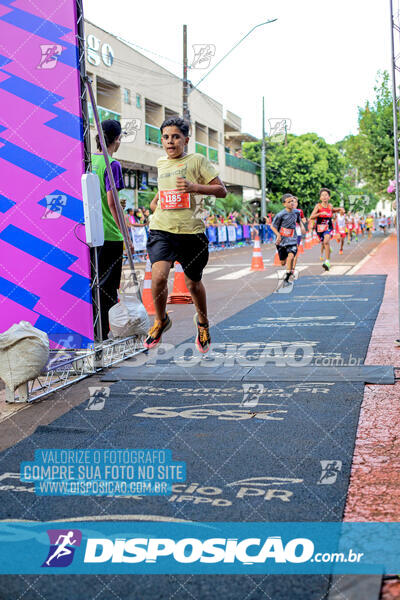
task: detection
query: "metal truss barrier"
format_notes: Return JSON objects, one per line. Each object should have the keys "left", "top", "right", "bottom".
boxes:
{"left": 5, "top": 336, "right": 145, "bottom": 404}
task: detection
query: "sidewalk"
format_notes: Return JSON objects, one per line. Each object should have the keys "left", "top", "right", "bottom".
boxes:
{"left": 343, "top": 234, "right": 400, "bottom": 599}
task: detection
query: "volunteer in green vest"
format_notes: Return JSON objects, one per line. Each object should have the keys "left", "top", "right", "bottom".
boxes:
{"left": 92, "top": 119, "right": 128, "bottom": 340}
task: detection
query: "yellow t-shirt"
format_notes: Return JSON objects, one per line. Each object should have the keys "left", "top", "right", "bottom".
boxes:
{"left": 149, "top": 153, "right": 219, "bottom": 234}
{"left": 366, "top": 217, "right": 374, "bottom": 228}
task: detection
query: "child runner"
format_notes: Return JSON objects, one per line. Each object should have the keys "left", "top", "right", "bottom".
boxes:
{"left": 144, "top": 117, "right": 226, "bottom": 353}
{"left": 346, "top": 212, "right": 354, "bottom": 244}
{"left": 336, "top": 208, "right": 347, "bottom": 254}
{"left": 365, "top": 213, "right": 374, "bottom": 239}
{"left": 309, "top": 188, "right": 341, "bottom": 271}
{"left": 292, "top": 196, "right": 306, "bottom": 272}
{"left": 271, "top": 193, "right": 306, "bottom": 285}
{"left": 379, "top": 214, "right": 387, "bottom": 235}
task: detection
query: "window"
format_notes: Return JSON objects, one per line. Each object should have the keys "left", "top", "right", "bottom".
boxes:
{"left": 123, "top": 88, "right": 131, "bottom": 104}
{"left": 136, "top": 93, "right": 141, "bottom": 109}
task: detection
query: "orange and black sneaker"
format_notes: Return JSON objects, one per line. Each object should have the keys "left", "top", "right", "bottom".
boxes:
{"left": 144, "top": 313, "right": 172, "bottom": 349}
{"left": 193, "top": 314, "right": 211, "bottom": 354}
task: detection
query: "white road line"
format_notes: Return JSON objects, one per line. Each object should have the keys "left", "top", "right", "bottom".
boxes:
{"left": 203, "top": 267, "right": 224, "bottom": 274}
{"left": 265, "top": 266, "right": 308, "bottom": 279}
{"left": 215, "top": 267, "right": 253, "bottom": 280}
{"left": 347, "top": 236, "right": 390, "bottom": 275}
{"left": 323, "top": 265, "right": 352, "bottom": 275}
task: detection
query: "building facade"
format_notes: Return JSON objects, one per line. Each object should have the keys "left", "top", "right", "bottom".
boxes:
{"left": 84, "top": 21, "right": 260, "bottom": 208}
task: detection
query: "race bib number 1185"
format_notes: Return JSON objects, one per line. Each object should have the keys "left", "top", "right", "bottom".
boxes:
{"left": 159, "top": 189, "right": 190, "bottom": 210}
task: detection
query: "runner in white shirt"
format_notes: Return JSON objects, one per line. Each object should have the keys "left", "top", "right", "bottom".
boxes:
{"left": 336, "top": 208, "right": 347, "bottom": 255}
{"left": 379, "top": 215, "right": 387, "bottom": 235}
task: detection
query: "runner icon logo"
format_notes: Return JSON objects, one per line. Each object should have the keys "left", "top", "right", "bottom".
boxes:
{"left": 240, "top": 383, "right": 265, "bottom": 408}
{"left": 86, "top": 387, "right": 110, "bottom": 411}
{"left": 42, "top": 195, "right": 67, "bottom": 219}
{"left": 191, "top": 44, "right": 216, "bottom": 69}
{"left": 317, "top": 460, "right": 342, "bottom": 485}
{"left": 42, "top": 529, "right": 82, "bottom": 567}
{"left": 37, "top": 45, "right": 63, "bottom": 70}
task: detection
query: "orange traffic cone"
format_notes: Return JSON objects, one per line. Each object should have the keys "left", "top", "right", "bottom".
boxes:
{"left": 304, "top": 232, "right": 312, "bottom": 249}
{"left": 274, "top": 249, "right": 281, "bottom": 265}
{"left": 250, "top": 235, "right": 264, "bottom": 271}
{"left": 167, "top": 262, "right": 193, "bottom": 304}
{"left": 142, "top": 255, "right": 155, "bottom": 315}
{"left": 298, "top": 239, "right": 304, "bottom": 254}
{"left": 312, "top": 230, "right": 319, "bottom": 246}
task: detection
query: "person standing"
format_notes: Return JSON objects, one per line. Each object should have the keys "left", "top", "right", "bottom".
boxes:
{"left": 92, "top": 119, "right": 128, "bottom": 340}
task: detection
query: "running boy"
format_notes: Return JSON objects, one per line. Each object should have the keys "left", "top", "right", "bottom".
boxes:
{"left": 336, "top": 208, "right": 347, "bottom": 254}
{"left": 310, "top": 188, "right": 341, "bottom": 271}
{"left": 271, "top": 193, "right": 306, "bottom": 285}
{"left": 144, "top": 117, "right": 226, "bottom": 353}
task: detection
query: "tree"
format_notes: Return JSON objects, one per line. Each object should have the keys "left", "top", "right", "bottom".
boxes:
{"left": 243, "top": 133, "right": 348, "bottom": 216}
{"left": 343, "top": 70, "right": 394, "bottom": 201}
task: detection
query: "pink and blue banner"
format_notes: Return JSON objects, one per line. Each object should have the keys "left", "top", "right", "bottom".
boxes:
{"left": 0, "top": 0, "right": 93, "bottom": 348}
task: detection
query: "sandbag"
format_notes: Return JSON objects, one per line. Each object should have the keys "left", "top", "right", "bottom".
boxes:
{"left": 108, "top": 292, "right": 150, "bottom": 339}
{"left": 0, "top": 321, "right": 49, "bottom": 391}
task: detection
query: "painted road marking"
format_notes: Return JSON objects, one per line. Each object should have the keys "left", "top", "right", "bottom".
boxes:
{"left": 203, "top": 267, "right": 224, "bottom": 274}
{"left": 347, "top": 235, "right": 390, "bottom": 275}
{"left": 216, "top": 267, "right": 253, "bottom": 280}
{"left": 265, "top": 266, "right": 308, "bottom": 279}
{"left": 323, "top": 265, "right": 352, "bottom": 275}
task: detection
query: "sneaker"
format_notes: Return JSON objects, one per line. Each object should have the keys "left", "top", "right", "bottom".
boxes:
{"left": 339, "top": 250, "right": 343, "bottom": 255}
{"left": 144, "top": 314, "right": 172, "bottom": 349}
{"left": 193, "top": 314, "right": 211, "bottom": 354}
{"left": 320, "top": 255, "right": 324, "bottom": 261}
{"left": 322, "top": 260, "right": 330, "bottom": 271}
{"left": 395, "top": 339, "right": 400, "bottom": 347}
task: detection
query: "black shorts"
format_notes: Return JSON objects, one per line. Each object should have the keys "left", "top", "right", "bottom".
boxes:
{"left": 277, "top": 244, "right": 297, "bottom": 260}
{"left": 147, "top": 229, "right": 209, "bottom": 282}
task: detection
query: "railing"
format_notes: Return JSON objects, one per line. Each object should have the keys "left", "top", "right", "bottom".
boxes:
{"left": 195, "top": 142, "right": 208, "bottom": 157}
{"left": 145, "top": 123, "right": 162, "bottom": 146}
{"left": 225, "top": 153, "right": 258, "bottom": 174}
{"left": 88, "top": 103, "right": 121, "bottom": 125}
{"left": 195, "top": 143, "right": 219, "bottom": 162}
{"left": 208, "top": 146, "right": 218, "bottom": 163}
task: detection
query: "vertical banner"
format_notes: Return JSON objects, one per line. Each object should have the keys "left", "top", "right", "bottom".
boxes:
{"left": 0, "top": 0, "right": 93, "bottom": 348}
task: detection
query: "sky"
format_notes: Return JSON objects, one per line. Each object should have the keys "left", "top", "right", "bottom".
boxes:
{"left": 83, "top": 0, "right": 392, "bottom": 144}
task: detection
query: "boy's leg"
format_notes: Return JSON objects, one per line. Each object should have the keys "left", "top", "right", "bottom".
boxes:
{"left": 185, "top": 276, "right": 208, "bottom": 324}
{"left": 323, "top": 234, "right": 331, "bottom": 260}
{"left": 152, "top": 260, "right": 173, "bottom": 321}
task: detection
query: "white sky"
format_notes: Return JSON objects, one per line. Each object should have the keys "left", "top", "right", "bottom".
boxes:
{"left": 83, "top": 0, "right": 391, "bottom": 144}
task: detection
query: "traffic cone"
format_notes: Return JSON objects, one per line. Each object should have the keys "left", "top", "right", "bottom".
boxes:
{"left": 304, "top": 232, "right": 312, "bottom": 249}
{"left": 167, "top": 262, "right": 193, "bottom": 304}
{"left": 298, "top": 239, "right": 304, "bottom": 254}
{"left": 142, "top": 255, "right": 155, "bottom": 315}
{"left": 312, "top": 230, "right": 319, "bottom": 246}
{"left": 250, "top": 235, "right": 264, "bottom": 271}
{"left": 274, "top": 249, "right": 281, "bottom": 265}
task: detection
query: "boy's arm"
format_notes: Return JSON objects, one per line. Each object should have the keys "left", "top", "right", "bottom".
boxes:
{"left": 150, "top": 192, "right": 159, "bottom": 212}
{"left": 309, "top": 205, "right": 320, "bottom": 220}
{"left": 270, "top": 216, "right": 282, "bottom": 244}
{"left": 176, "top": 176, "right": 227, "bottom": 198}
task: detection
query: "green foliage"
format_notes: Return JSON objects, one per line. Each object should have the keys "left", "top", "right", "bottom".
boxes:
{"left": 342, "top": 71, "right": 394, "bottom": 201}
{"left": 204, "top": 193, "right": 253, "bottom": 220}
{"left": 243, "top": 133, "right": 348, "bottom": 216}
{"left": 137, "top": 187, "right": 157, "bottom": 209}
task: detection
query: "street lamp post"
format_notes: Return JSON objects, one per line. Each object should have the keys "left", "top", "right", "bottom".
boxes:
{"left": 189, "top": 20, "right": 277, "bottom": 93}
{"left": 261, "top": 96, "right": 266, "bottom": 219}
